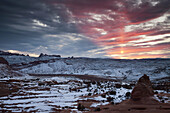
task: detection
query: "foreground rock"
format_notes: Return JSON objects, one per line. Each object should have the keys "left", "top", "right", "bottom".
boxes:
{"left": 119, "top": 74, "right": 159, "bottom": 105}
{"left": 88, "top": 74, "right": 170, "bottom": 113}
{"left": 0, "top": 57, "right": 9, "bottom": 65}
{"left": 0, "top": 57, "right": 23, "bottom": 77}
{"left": 131, "top": 74, "right": 154, "bottom": 100}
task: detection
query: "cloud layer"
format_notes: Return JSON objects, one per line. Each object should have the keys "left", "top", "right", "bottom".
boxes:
{"left": 0, "top": 0, "right": 169, "bottom": 58}
{"left": 54, "top": 0, "right": 170, "bottom": 59}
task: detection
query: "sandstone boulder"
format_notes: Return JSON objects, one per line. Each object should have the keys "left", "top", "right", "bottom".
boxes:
{"left": 0, "top": 57, "right": 9, "bottom": 65}
{"left": 131, "top": 74, "right": 154, "bottom": 101}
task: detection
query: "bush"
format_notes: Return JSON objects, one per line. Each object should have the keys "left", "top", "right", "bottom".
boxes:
{"left": 101, "top": 94, "right": 106, "bottom": 98}
{"left": 125, "top": 92, "right": 131, "bottom": 97}
{"left": 154, "top": 91, "right": 158, "bottom": 94}
{"left": 88, "top": 93, "right": 92, "bottom": 96}
{"left": 77, "top": 103, "right": 85, "bottom": 111}
{"left": 109, "top": 91, "right": 116, "bottom": 95}
{"left": 94, "top": 107, "right": 101, "bottom": 111}
{"left": 115, "top": 84, "right": 121, "bottom": 88}
{"left": 107, "top": 97, "right": 114, "bottom": 102}
{"left": 122, "top": 84, "right": 132, "bottom": 89}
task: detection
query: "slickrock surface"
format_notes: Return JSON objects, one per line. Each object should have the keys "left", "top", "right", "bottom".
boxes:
{"left": 0, "top": 57, "right": 9, "bottom": 65}
{"left": 131, "top": 74, "right": 154, "bottom": 100}
{"left": 88, "top": 74, "right": 170, "bottom": 113}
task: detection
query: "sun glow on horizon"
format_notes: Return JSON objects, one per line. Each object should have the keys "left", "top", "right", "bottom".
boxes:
{"left": 52, "top": 0, "right": 170, "bottom": 59}
{"left": 7, "top": 50, "right": 39, "bottom": 57}
{"left": 121, "top": 50, "right": 124, "bottom": 54}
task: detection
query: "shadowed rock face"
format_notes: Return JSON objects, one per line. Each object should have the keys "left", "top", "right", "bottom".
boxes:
{"left": 0, "top": 57, "right": 9, "bottom": 65}
{"left": 131, "top": 74, "right": 154, "bottom": 101}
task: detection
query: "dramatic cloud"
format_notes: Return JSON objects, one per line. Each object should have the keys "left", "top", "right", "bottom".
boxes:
{"left": 53, "top": 0, "right": 170, "bottom": 59}
{"left": 0, "top": 0, "right": 169, "bottom": 58}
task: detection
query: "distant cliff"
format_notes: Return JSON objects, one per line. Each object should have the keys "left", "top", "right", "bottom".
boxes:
{"left": 39, "top": 53, "right": 61, "bottom": 58}
{"left": 0, "top": 50, "right": 25, "bottom": 56}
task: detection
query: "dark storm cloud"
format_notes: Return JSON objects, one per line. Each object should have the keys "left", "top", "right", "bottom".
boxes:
{"left": 53, "top": 0, "right": 170, "bottom": 24}
{"left": 0, "top": 0, "right": 169, "bottom": 58}
{"left": 0, "top": 0, "right": 77, "bottom": 33}
{"left": 126, "top": 0, "right": 170, "bottom": 23}
{"left": 27, "top": 33, "right": 104, "bottom": 57}
{"left": 0, "top": 0, "right": 98, "bottom": 57}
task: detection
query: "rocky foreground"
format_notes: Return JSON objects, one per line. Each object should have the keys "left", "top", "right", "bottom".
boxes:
{"left": 85, "top": 75, "right": 170, "bottom": 113}
{"left": 0, "top": 74, "right": 169, "bottom": 113}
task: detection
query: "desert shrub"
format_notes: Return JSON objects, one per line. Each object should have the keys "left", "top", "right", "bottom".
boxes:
{"left": 77, "top": 103, "right": 85, "bottom": 111}
{"left": 38, "top": 82, "right": 45, "bottom": 86}
{"left": 115, "top": 84, "right": 121, "bottom": 88}
{"left": 109, "top": 91, "right": 116, "bottom": 95}
{"left": 125, "top": 92, "right": 131, "bottom": 97}
{"left": 92, "top": 81, "right": 96, "bottom": 84}
{"left": 94, "top": 107, "right": 101, "bottom": 111}
{"left": 122, "top": 84, "right": 132, "bottom": 89}
{"left": 88, "top": 93, "right": 92, "bottom": 96}
{"left": 107, "top": 97, "right": 114, "bottom": 102}
{"left": 101, "top": 94, "right": 106, "bottom": 98}
{"left": 154, "top": 91, "right": 158, "bottom": 94}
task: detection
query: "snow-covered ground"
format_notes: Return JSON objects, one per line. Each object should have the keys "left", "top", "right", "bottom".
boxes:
{"left": 0, "top": 76, "right": 133, "bottom": 112}
{"left": 19, "top": 58, "right": 170, "bottom": 81}
{"left": 0, "top": 54, "right": 169, "bottom": 81}
{"left": 0, "top": 64, "right": 24, "bottom": 77}
{"left": 0, "top": 76, "right": 169, "bottom": 112}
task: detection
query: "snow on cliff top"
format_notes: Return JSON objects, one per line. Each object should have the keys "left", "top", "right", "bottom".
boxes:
{"left": 0, "top": 64, "right": 24, "bottom": 77}
{"left": 20, "top": 58, "right": 170, "bottom": 81}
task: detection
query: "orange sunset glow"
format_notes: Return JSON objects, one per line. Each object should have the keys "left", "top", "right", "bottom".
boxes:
{"left": 52, "top": 0, "right": 170, "bottom": 59}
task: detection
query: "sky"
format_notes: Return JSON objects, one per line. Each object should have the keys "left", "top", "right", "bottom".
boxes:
{"left": 0, "top": 0, "right": 170, "bottom": 59}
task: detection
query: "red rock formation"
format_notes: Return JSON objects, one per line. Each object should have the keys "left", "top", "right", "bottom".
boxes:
{"left": 0, "top": 57, "right": 9, "bottom": 65}
{"left": 131, "top": 74, "right": 154, "bottom": 101}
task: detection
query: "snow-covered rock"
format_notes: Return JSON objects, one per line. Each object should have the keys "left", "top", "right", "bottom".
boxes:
{"left": 0, "top": 55, "right": 60, "bottom": 65}
{"left": 0, "top": 64, "right": 24, "bottom": 77}
{"left": 0, "top": 50, "right": 61, "bottom": 65}
{"left": 20, "top": 58, "right": 170, "bottom": 81}
{"left": 0, "top": 57, "right": 9, "bottom": 65}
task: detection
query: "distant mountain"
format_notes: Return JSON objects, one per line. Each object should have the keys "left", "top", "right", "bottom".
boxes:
{"left": 39, "top": 53, "right": 61, "bottom": 58}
